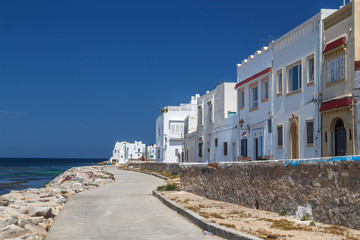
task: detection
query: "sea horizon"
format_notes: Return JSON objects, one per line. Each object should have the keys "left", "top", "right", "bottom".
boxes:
{"left": 0, "top": 157, "right": 106, "bottom": 196}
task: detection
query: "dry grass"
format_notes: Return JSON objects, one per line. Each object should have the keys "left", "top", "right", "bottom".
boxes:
{"left": 322, "top": 225, "right": 347, "bottom": 235}
{"left": 219, "top": 222, "right": 236, "bottom": 229}
{"left": 261, "top": 218, "right": 310, "bottom": 231}
{"left": 209, "top": 212, "right": 225, "bottom": 219}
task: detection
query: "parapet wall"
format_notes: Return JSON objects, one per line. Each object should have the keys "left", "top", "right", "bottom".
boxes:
{"left": 128, "top": 161, "right": 181, "bottom": 174}
{"left": 180, "top": 157, "right": 360, "bottom": 230}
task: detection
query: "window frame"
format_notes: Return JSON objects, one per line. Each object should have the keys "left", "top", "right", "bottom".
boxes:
{"left": 276, "top": 69, "right": 283, "bottom": 96}
{"left": 286, "top": 60, "right": 303, "bottom": 95}
{"left": 249, "top": 82, "right": 258, "bottom": 112}
{"left": 261, "top": 77, "right": 269, "bottom": 102}
{"left": 277, "top": 124, "right": 284, "bottom": 148}
{"left": 306, "top": 53, "right": 315, "bottom": 86}
{"left": 207, "top": 101, "right": 213, "bottom": 123}
{"left": 306, "top": 119, "right": 315, "bottom": 147}
{"left": 238, "top": 88, "right": 245, "bottom": 110}
{"left": 326, "top": 55, "right": 345, "bottom": 85}
{"left": 198, "top": 105, "right": 203, "bottom": 125}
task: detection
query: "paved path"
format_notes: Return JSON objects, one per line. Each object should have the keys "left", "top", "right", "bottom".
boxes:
{"left": 46, "top": 167, "right": 222, "bottom": 240}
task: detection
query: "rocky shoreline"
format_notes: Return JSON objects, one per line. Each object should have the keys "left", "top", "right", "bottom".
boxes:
{"left": 0, "top": 165, "right": 114, "bottom": 240}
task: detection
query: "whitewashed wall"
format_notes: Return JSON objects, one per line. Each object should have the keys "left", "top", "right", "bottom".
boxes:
{"left": 272, "top": 10, "right": 335, "bottom": 160}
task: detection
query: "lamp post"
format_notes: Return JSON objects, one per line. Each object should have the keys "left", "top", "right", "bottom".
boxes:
{"left": 239, "top": 119, "right": 244, "bottom": 129}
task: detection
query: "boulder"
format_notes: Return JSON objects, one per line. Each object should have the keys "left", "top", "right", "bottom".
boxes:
{"left": 24, "top": 224, "right": 47, "bottom": 238}
{"left": 38, "top": 218, "right": 53, "bottom": 231}
{"left": 18, "top": 217, "right": 44, "bottom": 228}
{"left": 28, "top": 207, "right": 52, "bottom": 219}
{"left": 0, "top": 217, "right": 17, "bottom": 229}
{"left": 2, "top": 207, "right": 22, "bottom": 218}
{"left": 0, "top": 224, "right": 30, "bottom": 239}
{"left": 54, "top": 194, "right": 66, "bottom": 204}
{"left": 0, "top": 197, "right": 10, "bottom": 207}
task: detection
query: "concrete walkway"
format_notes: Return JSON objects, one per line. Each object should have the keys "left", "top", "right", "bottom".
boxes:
{"left": 46, "top": 167, "right": 222, "bottom": 240}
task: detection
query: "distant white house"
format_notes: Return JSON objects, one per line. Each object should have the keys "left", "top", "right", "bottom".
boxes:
{"left": 109, "top": 141, "right": 128, "bottom": 164}
{"left": 147, "top": 144, "right": 156, "bottom": 160}
{"left": 184, "top": 82, "right": 238, "bottom": 163}
{"left": 156, "top": 95, "right": 199, "bottom": 163}
{"left": 109, "top": 141, "right": 146, "bottom": 164}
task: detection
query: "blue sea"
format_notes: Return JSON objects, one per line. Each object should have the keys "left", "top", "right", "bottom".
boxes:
{"left": 0, "top": 158, "right": 106, "bottom": 196}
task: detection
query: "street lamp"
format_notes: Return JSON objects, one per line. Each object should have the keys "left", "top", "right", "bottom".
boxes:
{"left": 239, "top": 119, "right": 244, "bottom": 129}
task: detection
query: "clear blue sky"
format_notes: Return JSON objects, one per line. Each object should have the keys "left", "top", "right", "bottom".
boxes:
{"left": 0, "top": 0, "right": 343, "bottom": 158}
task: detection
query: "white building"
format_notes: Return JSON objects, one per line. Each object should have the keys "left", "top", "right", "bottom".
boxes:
{"left": 109, "top": 141, "right": 128, "bottom": 164}
{"left": 184, "top": 82, "right": 238, "bottom": 163}
{"left": 271, "top": 9, "right": 336, "bottom": 160}
{"left": 109, "top": 140, "right": 146, "bottom": 164}
{"left": 235, "top": 46, "right": 273, "bottom": 161}
{"left": 125, "top": 141, "right": 146, "bottom": 160}
{"left": 183, "top": 115, "right": 198, "bottom": 162}
{"left": 147, "top": 144, "right": 156, "bottom": 160}
{"left": 156, "top": 95, "right": 199, "bottom": 163}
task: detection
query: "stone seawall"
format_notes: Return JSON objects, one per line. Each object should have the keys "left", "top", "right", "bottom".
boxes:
{"left": 180, "top": 158, "right": 360, "bottom": 230}
{"left": 128, "top": 162, "right": 181, "bottom": 174}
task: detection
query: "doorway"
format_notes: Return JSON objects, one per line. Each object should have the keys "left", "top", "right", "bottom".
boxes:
{"left": 334, "top": 119, "right": 346, "bottom": 156}
{"left": 254, "top": 138, "right": 259, "bottom": 160}
{"left": 231, "top": 142, "right": 236, "bottom": 162}
{"left": 289, "top": 122, "right": 298, "bottom": 159}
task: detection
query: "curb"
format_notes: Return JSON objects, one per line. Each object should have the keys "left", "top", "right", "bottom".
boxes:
{"left": 152, "top": 190, "right": 262, "bottom": 240}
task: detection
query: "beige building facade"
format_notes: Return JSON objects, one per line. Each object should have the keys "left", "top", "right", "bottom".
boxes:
{"left": 320, "top": 1, "right": 360, "bottom": 156}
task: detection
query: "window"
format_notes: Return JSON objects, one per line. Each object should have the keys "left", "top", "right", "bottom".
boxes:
{"left": 208, "top": 103, "right": 213, "bottom": 122}
{"left": 261, "top": 78, "right": 269, "bottom": 101}
{"left": 276, "top": 70, "right": 283, "bottom": 94}
{"left": 277, "top": 125, "right": 283, "bottom": 148}
{"left": 306, "top": 120, "right": 314, "bottom": 146}
{"left": 327, "top": 56, "right": 345, "bottom": 83}
{"left": 239, "top": 89, "right": 245, "bottom": 109}
{"left": 250, "top": 84, "right": 258, "bottom": 110}
{"left": 223, "top": 142, "right": 228, "bottom": 155}
{"left": 198, "top": 143, "right": 203, "bottom": 157}
{"left": 138, "top": 148, "right": 140, "bottom": 152}
{"left": 175, "top": 148, "right": 178, "bottom": 156}
{"left": 307, "top": 55, "right": 315, "bottom": 84}
{"left": 228, "top": 112, "right": 236, "bottom": 117}
{"left": 198, "top": 106, "right": 203, "bottom": 125}
{"left": 215, "top": 138, "right": 218, "bottom": 147}
{"left": 170, "top": 122, "right": 184, "bottom": 133}
{"left": 267, "top": 119, "right": 272, "bottom": 133}
{"left": 287, "top": 62, "right": 302, "bottom": 92}
{"left": 241, "top": 139, "right": 247, "bottom": 157}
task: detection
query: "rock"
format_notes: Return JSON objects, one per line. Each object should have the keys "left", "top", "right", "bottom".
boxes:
{"left": 0, "top": 224, "right": 30, "bottom": 239}
{"left": 2, "top": 207, "right": 22, "bottom": 218}
{"left": 54, "top": 195, "right": 66, "bottom": 205}
{"left": 24, "top": 224, "right": 47, "bottom": 238}
{"left": 28, "top": 207, "right": 52, "bottom": 219}
{"left": 0, "top": 197, "right": 10, "bottom": 207}
{"left": 51, "top": 205, "right": 63, "bottom": 217}
{"left": 38, "top": 218, "right": 53, "bottom": 231}
{"left": 0, "top": 217, "right": 17, "bottom": 229}
{"left": 18, "top": 217, "right": 44, "bottom": 228}
{"left": 23, "top": 234, "right": 43, "bottom": 240}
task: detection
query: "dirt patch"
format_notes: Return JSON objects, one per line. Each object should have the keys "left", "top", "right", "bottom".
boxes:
{"left": 161, "top": 191, "right": 360, "bottom": 240}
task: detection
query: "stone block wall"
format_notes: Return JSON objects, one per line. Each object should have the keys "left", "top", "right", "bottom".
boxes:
{"left": 128, "top": 162, "right": 181, "bottom": 174}
{"left": 180, "top": 158, "right": 360, "bottom": 230}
